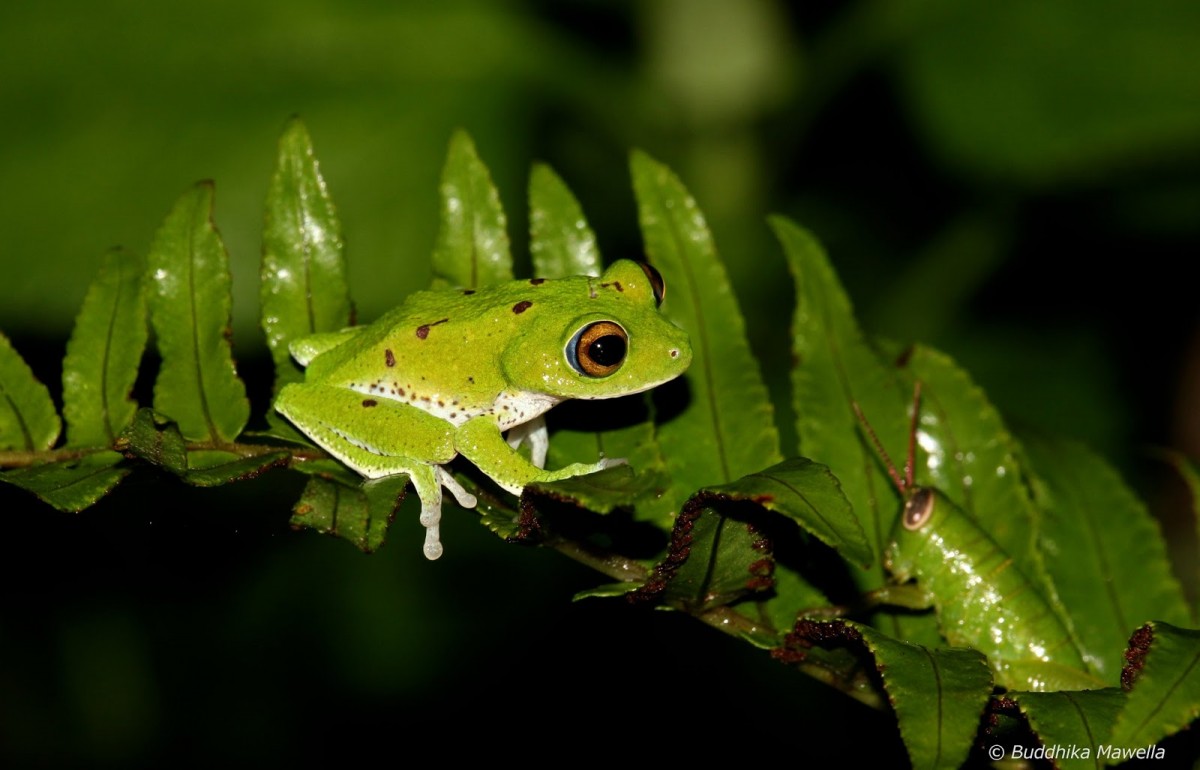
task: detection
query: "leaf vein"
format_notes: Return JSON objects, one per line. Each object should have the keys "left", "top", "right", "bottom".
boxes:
{"left": 1060, "top": 692, "right": 1101, "bottom": 770}
{"left": 1, "top": 386, "right": 35, "bottom": 451}
{"left": 661, "top": 193, "right": 731, "bottom": 483}
{"left": 1125, "top": 637, "right": 1200, "bottom": 742}
{"left": 188, "top": 192, "right": 219, "bottom": 443}
{"left": 925, "top": 646, "right": 945, "bottom": 766}
{"left": 100, "top": 265, "right": 124, "bottom": 444}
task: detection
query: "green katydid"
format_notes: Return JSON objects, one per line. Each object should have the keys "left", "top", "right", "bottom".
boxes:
{"left": 857, "top": 384, "right": 1104, "bottom": 692}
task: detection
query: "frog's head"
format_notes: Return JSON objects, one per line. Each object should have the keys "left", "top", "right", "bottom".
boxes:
{"left": 501, "top": 259, "right": 692, "bottom": 399}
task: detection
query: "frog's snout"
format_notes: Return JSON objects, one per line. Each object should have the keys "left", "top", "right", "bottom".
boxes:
{"left": 668, "top": 336, "right": 693, "bottom": 371}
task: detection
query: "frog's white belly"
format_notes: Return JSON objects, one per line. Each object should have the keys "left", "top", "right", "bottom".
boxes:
{"left": 492, "top": 390, "right": 562, "bottom": 430}
{"left": 348, "top": 381, "right": 560, "bottom": 429}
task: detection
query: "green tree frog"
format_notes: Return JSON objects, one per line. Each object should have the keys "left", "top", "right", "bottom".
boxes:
{"left": 275, "top": 260, "right": 692, "bottom": 560}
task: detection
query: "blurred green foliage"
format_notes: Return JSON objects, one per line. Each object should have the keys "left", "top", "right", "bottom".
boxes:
{"left": 2, "top": 0, "right": 1199, "bottom": 764}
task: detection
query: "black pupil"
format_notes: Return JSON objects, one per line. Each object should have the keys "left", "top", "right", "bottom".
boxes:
{"left": 588, "top": 335, "right": 626, "bottom": 367}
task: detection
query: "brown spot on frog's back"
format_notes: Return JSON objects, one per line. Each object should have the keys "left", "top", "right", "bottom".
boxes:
{"left": 415, "top": 318, "right": 449, "bottom": 339}
{"left": 362, "top": 399, "right": 377, "bottom": 408}
{"left": 512, "top": 300, "right": 533, "bottom": 314}
{"left": 530, "top": 278, "right": 545, "bottom": 285}
{"left": 385, "top": 349, "right": 396, "bottom": 367}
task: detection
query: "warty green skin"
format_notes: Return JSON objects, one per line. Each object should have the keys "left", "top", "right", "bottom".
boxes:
{"left": 884, "top": 488, "right": 1104, "bottom": 691}
{"left": 275, "top": 259, "right": 692, "bottom": 561}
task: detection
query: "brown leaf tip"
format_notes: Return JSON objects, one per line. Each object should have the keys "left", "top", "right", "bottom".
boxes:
{"left": 980, "top": 696, "right": 1025, "bottom": 751}
{"left": 512, "top": 495, "right": 545, "bottom": 544}
{"left": 746, "top": 557, "right": 775, "bottom": 593}
{"left": 774, "top": 619, "right": 860, "bottom": 667}
{"left": 1122, "top": 623, "right": 1154, "bottom": 691}
{"left": 788, "top": 618, "right": 861, "bottom": 648}
{"left": 628, "top": 494, "right": 707, "bottom": 604}
{"left": 769, "top": 646, "right": 808, "bottom": 665}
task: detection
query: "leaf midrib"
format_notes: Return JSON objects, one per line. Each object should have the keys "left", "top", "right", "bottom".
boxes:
{"left": 659, "top": 182, "right": 732, "bottom": 484}
{"left": 188, "top": 191, "right": 219, "bottom": 443}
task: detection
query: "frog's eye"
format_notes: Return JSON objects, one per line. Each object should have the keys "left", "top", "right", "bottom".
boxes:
{"left": 638, "top": 262, "right": 666, "bottom": 307}
{"left": 902, "top": 488, "right": 936, "bottom": 531}
{"left": 567, "top": 321, "right": 628, "bottom": 377}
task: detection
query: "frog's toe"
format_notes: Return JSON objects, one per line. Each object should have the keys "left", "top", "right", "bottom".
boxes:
{"left": 598, "top": 456, "right": 629, "bottom": 469}
{"left": 423, "top": 526, "right": 443, "bottom": 560}
{"left": 438, "top": 467, "right": 478, "bottom": 510}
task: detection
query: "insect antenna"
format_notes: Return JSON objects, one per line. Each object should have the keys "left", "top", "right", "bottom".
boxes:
{"left": 851, "top": 381, "right": 923, "bottom": 497}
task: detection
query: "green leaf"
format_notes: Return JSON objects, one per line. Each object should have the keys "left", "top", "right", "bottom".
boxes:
{"left": 1110, "top": 622, "right": 1200, "bottom": 750}
{"left": 116, "top": 408, "right": 188, "bottom": 475}
{"left": 527, "top": 463, "right": 669, "bottom": 514}
{"left": 652, "top": 499, "right": 774, "bottom": 612}
{"left": 147, "top": 182, "right": 250, "bottom": 444}
{"left": 475, "top": 492, "right": 524, "bottom": 541}
{"left": 704, "top": 457, "right": 871, "bottom": 568}
{"left": 774, "top": 619, "right": 889, "bottom": 704}
{"left": 754, "top": 565, "right": 832, "bottom": 645}
{"left": 1, "top": 451, "right": 128, "bottom": 511}
{"left": 1023, "top": 435, "right": 1191, "bottom": 682}
{"left": 1009, "top": 689, "right": 1125, "bottom": 770}
{"left": 631, "top": 151, "right": 781, "bottom": 501}
{"left": 116, "top": 409, "right": 289, "bottom": 486}
{"left": 632, "top": 463, "right": 848, "bottom": 641}
{"left": 290, "top": 474, "right": 404, "bottom": 553}
{"left": 777, "top": 218, "right": 908, "bottom": 567}
{"left": 878, "top": 642, "right": 993, "bottom": 769}
{"left": 777, "top": 218, "right": 947, "bottom": 649}
{"left": 183, "top": 449, "right": 291, "bottom": 487}
{"left": 544, "top": 399, "right": 675, "bottom": 528}
{"left": 261, "top": 117, "right": 352, "bottom": 391}
{"left": 61, "top": 248, "right": 148, "bottom": 447}
{"left": 573, "top": 582, "right": 641, "bottom": 601}
{"left": 788, "top": 619, "right": 992, "bottom": 769}
{"left": 528, "top": 162, "right": 601, "bottom": 279}
{"left": 0, "top": 332, "right": 61, "bottom": 451}
{"left": 430, "top": 130, "right": 512, "bottom": 289}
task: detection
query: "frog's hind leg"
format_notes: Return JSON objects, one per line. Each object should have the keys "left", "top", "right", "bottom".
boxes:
{"left": 407, "top": 467, "right": 479, "bottom": 560}
{"left": 275, "top": 383, "right": 464, "bottom": 559}
{"left": 404, "top": 464, "right": 444, "bottom": 560}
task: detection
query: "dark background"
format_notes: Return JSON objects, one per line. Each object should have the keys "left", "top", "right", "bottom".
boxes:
{"left": 2, "top": 1, "right": 1198, "bottom": 764}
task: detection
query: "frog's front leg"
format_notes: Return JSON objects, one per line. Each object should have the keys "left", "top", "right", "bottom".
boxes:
{"left": 456, "top": 415, "right": 623, "bottom": 495}
{"left": 504, "top": 415, "right": 549, "bottom": 469}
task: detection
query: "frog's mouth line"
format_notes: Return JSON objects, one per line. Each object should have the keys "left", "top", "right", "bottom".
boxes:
{"left": 573, "top": 366, "right": 687, "bottom": 400}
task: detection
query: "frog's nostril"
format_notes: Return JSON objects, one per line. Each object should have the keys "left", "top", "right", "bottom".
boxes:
{"left": 669, "top": 349, "right": 679, "bottom": 358}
